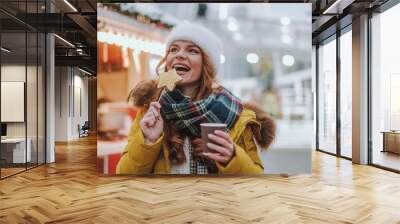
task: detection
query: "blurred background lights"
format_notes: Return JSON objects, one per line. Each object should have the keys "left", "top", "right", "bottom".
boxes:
{"left": 246, "top": 53, "right": 259, "bottom": 64}
{"left": 220, "top": 54, "right": 226, "bottom": 64}
{"left": 282, "top": 54, "right": 295, "bottom": 66}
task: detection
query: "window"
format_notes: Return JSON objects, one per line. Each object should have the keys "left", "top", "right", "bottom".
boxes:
{"left": 317, "top": 37, "right": 337, "bottom": 154}
{"left": 371, "top": 3, "right": 400, "bottom": 171}
{"left": 339, "top": 29, "right": 352, "bottom": 158}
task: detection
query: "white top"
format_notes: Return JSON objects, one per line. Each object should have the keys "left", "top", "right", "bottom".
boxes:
{"left": 170, "top": 137, "right": 191, "bottom": 174}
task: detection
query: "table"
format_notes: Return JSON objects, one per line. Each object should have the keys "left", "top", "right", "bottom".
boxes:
{"left": 1, "top": 138, "right": 31, "bottom": 164}
{"left": 381, "top": 131, "right": 400, "bottom": 154}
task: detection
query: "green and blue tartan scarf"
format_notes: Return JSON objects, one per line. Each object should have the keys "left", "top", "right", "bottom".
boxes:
{"left": 159, "top": 88, "right": 243, "bottom": 137}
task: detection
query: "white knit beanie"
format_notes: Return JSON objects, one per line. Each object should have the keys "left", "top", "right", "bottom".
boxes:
{"left": 165, "top": 22, "right": 222, "bottom": 74}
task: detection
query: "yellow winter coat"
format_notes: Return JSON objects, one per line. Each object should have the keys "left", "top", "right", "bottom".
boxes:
{"left": 116, "top": 80, "right": 275, "bottom": 175}
{"left": 117, "top": 107, "right": 275, "bottom": 174}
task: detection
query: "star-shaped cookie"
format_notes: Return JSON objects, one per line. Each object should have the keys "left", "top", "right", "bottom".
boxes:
{"left": 157, "top": 69, "right": 183, "bottom": 91}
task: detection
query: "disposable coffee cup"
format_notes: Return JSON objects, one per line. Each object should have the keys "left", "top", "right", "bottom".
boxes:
{"left": 200, "top": 123, "right": 227, "bottom": 152}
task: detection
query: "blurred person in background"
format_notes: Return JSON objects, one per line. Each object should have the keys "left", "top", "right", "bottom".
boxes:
{"left": 117, "top": 23, "right": 275, "bottom": 174}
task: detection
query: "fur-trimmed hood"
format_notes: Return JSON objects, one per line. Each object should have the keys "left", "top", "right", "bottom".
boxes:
{"left": 128, "top": 79, "right": 276, "bottom": 149}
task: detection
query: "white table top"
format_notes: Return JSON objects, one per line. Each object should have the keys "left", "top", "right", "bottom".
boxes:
{"left": 1, "top": 138, "right": 30, "bottom": 143}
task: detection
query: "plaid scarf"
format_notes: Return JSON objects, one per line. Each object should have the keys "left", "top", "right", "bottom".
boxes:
{"left": 159, "top": 88, "right": 243, "bottom": 137}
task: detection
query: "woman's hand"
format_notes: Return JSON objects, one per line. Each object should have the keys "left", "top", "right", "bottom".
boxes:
{"left": 202, "top": 130, "right": 235, "bottom": 166}
{"left": 140, "top": 102, "right": 164, "bottom": 144}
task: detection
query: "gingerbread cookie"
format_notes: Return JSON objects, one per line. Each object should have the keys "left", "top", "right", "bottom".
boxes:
{"left": 157, "top": 69, "right": 183, "bottom": 91}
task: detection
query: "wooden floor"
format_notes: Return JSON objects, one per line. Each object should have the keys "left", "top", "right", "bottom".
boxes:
{"left": 1, "top": 163, "right": 44, "bottom": 178}
{"left": 1, "top": 167, "right": 26, "bottom": 178}
{"left": 1, "top": 136, "right": 400, "bottom": 223}
{"left": 373, "top": 151, "right": 400, "bottom": 171}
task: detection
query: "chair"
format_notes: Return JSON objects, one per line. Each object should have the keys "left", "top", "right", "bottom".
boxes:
{"left": 79, "top": 121, "right": 90, "bottom": 138}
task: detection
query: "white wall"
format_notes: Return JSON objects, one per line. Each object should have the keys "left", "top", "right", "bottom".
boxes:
{"left": 55, "top": 67, "right": 69, "bottom": 141}
{"left": 1, "top": 65, "right": 38, "bottom": 137}
{"left": 55, "top": 67, "right": 89, "bottom": 141}
{"left": 75, "top": 71, "right": 89, "bottom": 138}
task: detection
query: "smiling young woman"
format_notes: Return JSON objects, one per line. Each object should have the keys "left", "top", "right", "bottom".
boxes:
{"left": 116, "top": 22, "right": 276, "bottom": 175}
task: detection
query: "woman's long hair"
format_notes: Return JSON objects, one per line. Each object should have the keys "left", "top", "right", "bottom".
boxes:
{"left": 155, "top": 48, "right": 217, "bottom": 165}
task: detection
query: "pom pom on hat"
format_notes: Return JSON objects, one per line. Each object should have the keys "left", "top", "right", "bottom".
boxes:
{"left": 165, "top": 22, "right": 222, "bottom": 74}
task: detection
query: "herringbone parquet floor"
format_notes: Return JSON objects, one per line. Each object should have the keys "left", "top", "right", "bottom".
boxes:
{"left": 1, "top": 135, "right": 400, "bottom": 223}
